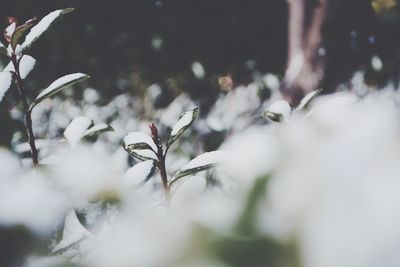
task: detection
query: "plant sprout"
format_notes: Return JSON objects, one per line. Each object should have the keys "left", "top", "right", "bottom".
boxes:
{"left": 0, "top": 9, "right": 90, "bottom": 165}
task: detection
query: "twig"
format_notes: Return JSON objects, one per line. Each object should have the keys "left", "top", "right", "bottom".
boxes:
{"left": 11, "top": 52, "right": 38, "bottom": 166}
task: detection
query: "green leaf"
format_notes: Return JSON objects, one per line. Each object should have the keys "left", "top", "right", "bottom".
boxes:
{"left": 31, "top": 73, "right": 89, "bottom": 109}
{"left": 167, "top": 107, "right": 199, "bottom": 149}
{"left": 122, "top": 132, "right": 158, "bottom": 161}
{"left": 295, "top": 88, "right": 322, "bottom": 111}
{"left": 11, "top": 18, "right": 37, "bottom": 51}
{"left": 170, "top": 151, "right": 225, "bottom": 186}
{"left": 261, "top": 111, "right": 284, "bottom": 123}
{"left": 82, "top": 123, "right": 114, "bottom": 138}
{"left": 20, "top": 8, "right": 75, "bottom": 52}
{"left": 0, "top": 41, "right": 7, "bottom": 55}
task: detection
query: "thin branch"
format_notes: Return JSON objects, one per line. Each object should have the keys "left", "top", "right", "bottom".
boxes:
{"left": 11, "top": 53, "right": 38, "bottom": 166}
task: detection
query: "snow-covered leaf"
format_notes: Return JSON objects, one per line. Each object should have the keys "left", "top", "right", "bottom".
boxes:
{"left": 52, "top": 210, "right": 93, "bottom": 254}
{"left": 4, "top": 55, "right": 36, "bottom": 79}
{"left": 262, "top": 100, "right": 291, "bottom": 122}
{"left": 64, "top": 116, "right": 93, "bottom": 147}
{"left": 82, "top": 123, "right": 114, "bottom": 138}
{"left": 31, "top": 73, "right": 89, "bottom": 108}
{"left": 4, "top": 20, "right": 16, "bottom": 43}
{"left": 123, "top": 132, "right": 158, "bottom": 161}
{"left": 20, "top": 8, "right": 75, "bottom": 52}
{"left": 167, "top": 107, "right": 199, "bottom": 148}
{"left": 0, "top": 72, "right": 13, "bottom": 103}
{"left": 0, "top": 41, "right": 6, "bottom": 55}
{"left": 170, "top": 151, "right": 225, "bottom": 185}
{"left": 123, "top": 160, "right": 157, "bottom": 187}
{"left": 11, "top": 18, "right": 37, "bottom": 51}
{"left": 296, "top": 88, "right": 322, "bottom": 111}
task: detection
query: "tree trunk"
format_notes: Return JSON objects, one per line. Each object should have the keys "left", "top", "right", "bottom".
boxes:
{"left": 281, "top": 0, "right": 328, "bottom": 106}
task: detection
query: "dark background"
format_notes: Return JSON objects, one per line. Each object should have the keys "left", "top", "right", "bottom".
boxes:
{"left": 1, "top": 0, "right": 400, "bottom": 146}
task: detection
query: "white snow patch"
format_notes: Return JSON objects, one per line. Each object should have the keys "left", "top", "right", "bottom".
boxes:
{"left": 180, "top": 151, "right": 226, "bottom": 171}
{"left": 4, "top": 55, "right": 36, "bottom": 79}
{"left": 171, "top": 108, "right": 197, "bottom": 136}
{"left": 35, "top": 73, "right": 87, "bottom": 102}
{"left": 267, "top": 100, "right": 292, "bottom": 120}
{"left": 123, "top": 160, "right": 155, "bottom": 187}
{"left": 284, "top": 51, "right": 304, "bottom": 84}
{"left": 64, "top": 116, "right": 93, "bottom": 147}
{"left": 21, "top": 10, "right": 64, "bottom": 51}
{"left": 0, "top": 71, "right": 13, "bottom": 103}
{"left": 123, "top": 132, "right": 157, "bottom": 151}
{"left": 191, "top": 61, "right": 205, "bottom": 79}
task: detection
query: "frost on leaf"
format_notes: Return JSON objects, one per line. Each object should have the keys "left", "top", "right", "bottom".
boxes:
{"left": 52, "top": 210, "right": 93, "bottom": 254}
{"left": 295, "top": 88, "right": 322, "bottom": 111}
{"left": 123, "top": 160, "right": 157, "bottom": 187}
{"left": 167, "top": 107, "right": 199, "bottom": 148}
{"left": 4, "top": 55, "right": 36, "bottom": 79}
{"left": 0, "top": 72, "right": 13, "bottom": 103}
{"left": 20, "top": 8, "right": 75, "bottom": 52}
{"left": 123, "top": 132, "right": 158, "bottom": 161}
{"left": 64, "top": 116, "right": 93, "bottom": 147}
{"left": 31, "top": 73, "right": 89, "bottom": 108}
{"left": 262, "top": 100, "right": 291, "bottom": 123}
{"left": 82, "top": 123, "right": 114, "bottom": 138}
{"left": 171, "top": 151, "right": 226, "bottom": 184}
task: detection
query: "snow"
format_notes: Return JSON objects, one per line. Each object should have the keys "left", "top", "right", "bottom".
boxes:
{"left": 263, "top": 73, "right": 280, "bottom": 91}
{"left": 296, "top": 88, "right": 322, "bottom": 111}
{"left": 371, "top": 55, "right": 383, "bottom": 72}
{"left": 52, "top": 210, "right": 94, "bottom": 253}
{"left": 123, "top": 132, "right": 157, "bottom": 151}
{"left": 4, "top": 55, "right": 36, "bottom": 79}
{"left": 170, "top": 108, "right": 198, "bottom": 136}
{"left": 191, "top": 61, "right": 205, "bottom": 79}
{"left": 123, "top": 132, "right": 158, "bottom": 160}
{"left": 284, "top": 51, "right": 304, "bottom": 84}
{"left": 21, "top": 9, "right": 64, "bottom": 51}
{"left": 4, "top": 22, "right": 16, "bottom": 42}
{"left": 64, "top": 116, "right": 93, "bottom": 146}
{"left": 123, "top": 160, "right": 155, "bottom": 187}
{"left": 179, "top": 151, "right": 226, "bottom": 171}
{"left": 0, "top": 71, "right": 13, "bottom": 103}
{"left": 266, "top": 100, "right": 292, "bottom": 121}
{"left": 35, "top": 73, "right": 88, "bottom": 104}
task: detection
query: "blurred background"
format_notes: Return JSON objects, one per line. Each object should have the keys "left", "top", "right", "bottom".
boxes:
{"left": 1, "top": 0, "right": 400, "bottom": 144}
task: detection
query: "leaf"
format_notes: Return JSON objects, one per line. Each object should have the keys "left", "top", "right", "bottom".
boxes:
{"left": 64, "top": 116, "right": 93, "bottom": 147}
{"left": 262, "top": 100, "right": 291, "bottom": 123}
{"left": 123, "top": 160, "right": 157, "bottom": 187}
{"left": 52, "top": 210, "right": 94, "bottom": 254}
{"left": 0, "top": 41, "right": 6, "bottom": 55}
{"left": 31, "top": 73, "right": 89, "bottom": 109}
{"left": 4, "top": 55, "right": 36, "bottom": 79}
{"left": 170, "top": 151, "right": 225, "bottom": 185}
{"left": 122, "top": 132, "right": 158, "bottom": 161}
{"left": 11, "top": 18, "right": 37, "bottom": 51}
{"left": 167, "top": 107, "right": 199, "bottom": 148}
{"left": 82, "top": 123, "right": 114, "bottom": 138}
{"left": 295, "top": 88, "right": 322, "bottom": 111}
{"left": 20, "top": 8, "right": 75, "bottom": 52}
{"left": 0, "top": 72, "right": 13, "bottom": 103}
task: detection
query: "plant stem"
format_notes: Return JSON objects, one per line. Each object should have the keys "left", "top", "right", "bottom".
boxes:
{"left": 149, "top": 123, "right": 170, "bottom": 201}
{"left": 11, "top": 53, "right": 39, "bottom": 166}
{"left": 158, "top": 154, "right": 170, "bottom": 198}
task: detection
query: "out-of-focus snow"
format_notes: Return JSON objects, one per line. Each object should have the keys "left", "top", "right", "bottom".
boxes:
{"left": 64, "top": 116, "right": 93, "bottom": 147}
